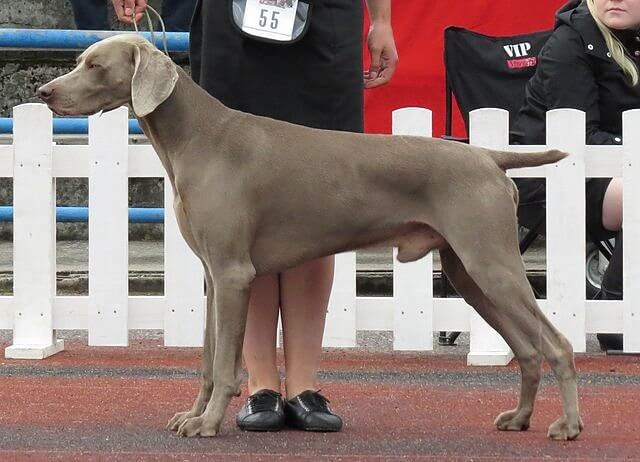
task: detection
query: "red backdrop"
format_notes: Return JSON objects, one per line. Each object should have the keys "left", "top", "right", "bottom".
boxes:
{"left": 363, "top": 0, "right": 568, "bottom": 137}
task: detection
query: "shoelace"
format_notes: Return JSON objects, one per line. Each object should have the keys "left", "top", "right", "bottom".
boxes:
{"left": 299, "top": 391, "right": 331, "bottom": 412}
{"left": 248, "top": 390, "right": 281, "bottom": 413}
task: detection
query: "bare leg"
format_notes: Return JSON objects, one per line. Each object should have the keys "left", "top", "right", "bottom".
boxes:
{"left": 280, "top": 256, "right": 334, "bottom": 399}
{"left": 602, "top": 178, "right": 623, "bottom": 232}
{"left": 243, "top": 273, "right": 281, "bottom": 394}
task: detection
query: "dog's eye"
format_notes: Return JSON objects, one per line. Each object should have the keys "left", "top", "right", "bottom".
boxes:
{"left": 87, "top": 62, "right": 101, "bottom": 70}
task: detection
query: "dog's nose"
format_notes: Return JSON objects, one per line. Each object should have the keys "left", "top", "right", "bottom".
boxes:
{"left": 37, "top": 85, "right": 55, "bottom": 102}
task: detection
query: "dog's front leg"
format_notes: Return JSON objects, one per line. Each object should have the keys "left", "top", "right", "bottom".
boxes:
{"left": 168, "top": 271, "right": 216, "bottom": 431}
{"left": 177, "top": 262, "right": 254, "bottom": 437}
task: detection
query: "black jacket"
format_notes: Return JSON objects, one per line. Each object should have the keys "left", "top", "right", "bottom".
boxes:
{"left": 510, "top": 0, "right": 640, "bottom": 145}
{"left": 189, "top": 0, "right": 364, "bottom": 132}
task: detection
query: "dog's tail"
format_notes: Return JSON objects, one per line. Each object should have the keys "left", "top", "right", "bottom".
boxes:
{"left": 488, "top": 149, "right": 569, "bottom": 171}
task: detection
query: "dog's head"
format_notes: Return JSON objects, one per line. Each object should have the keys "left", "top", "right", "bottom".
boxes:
{"left": 37, "top": 34, "right": 178, "bottom": 118}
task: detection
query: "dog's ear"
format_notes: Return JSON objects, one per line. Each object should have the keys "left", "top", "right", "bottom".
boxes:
{"left": 131, "top": 42, "right": 179, "bottom": 117}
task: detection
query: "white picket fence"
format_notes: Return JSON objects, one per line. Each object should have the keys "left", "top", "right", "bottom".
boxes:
{"left": 0, "top": 103, "right": 639, "bottom": 364}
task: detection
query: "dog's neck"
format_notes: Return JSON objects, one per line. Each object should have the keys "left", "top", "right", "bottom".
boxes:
{"left": 137, "top": 67, "right": 231, "bottom": 181}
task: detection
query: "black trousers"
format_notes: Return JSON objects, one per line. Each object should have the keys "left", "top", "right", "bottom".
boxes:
{"left": 602, "top": 231, "right": 623, "bottom": 298}
{"left": 69, "top": 0, "right": 197, "bottom": 31}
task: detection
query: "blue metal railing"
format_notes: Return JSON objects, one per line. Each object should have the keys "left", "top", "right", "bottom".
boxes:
{"left": 0, "top": 117, "right": 142, "bottom": 135}
{"left": 0, "top": 28, "right": 189, "bottom": 52}
{"left": 0, "top": 206, "right": 164, "bottom": 223}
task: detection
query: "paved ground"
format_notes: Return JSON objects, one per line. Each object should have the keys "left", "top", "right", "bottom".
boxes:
{"left": 3, "top": 239, "right": 629, "bottom": 460}
{"left": 1, "top": 333, "right": 639, "bottom": 461}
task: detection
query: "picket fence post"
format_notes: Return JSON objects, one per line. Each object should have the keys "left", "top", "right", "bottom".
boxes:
{"left": 391, "top": 107, "right": 433, "bottom": 351}
{"left": 622, "top": 110, "right": 640, "bottom": 352}
{"left": 467, "top": 108, "right": 514, "bottom": 366}
{"left": 5, "top": 103, "right": 63, "bottom": 359}
{"left": 164, "top": 177, "right": 204, "bottom": 347}
{"left": 546, "top": 109, "right": 586, "bottom": 351}
{"left": 88, "top": 107, "right": 129, "bottom": 346}
{"left": 323, "top": 251, "right": 357, "bottom": 347}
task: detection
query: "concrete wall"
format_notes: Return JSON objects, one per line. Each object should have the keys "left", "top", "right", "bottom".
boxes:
{"left": 1, "top": 0, "right": 169, "bottom": 117}
{"left": 0, "top": 0, "right": 76, "bottom": 30}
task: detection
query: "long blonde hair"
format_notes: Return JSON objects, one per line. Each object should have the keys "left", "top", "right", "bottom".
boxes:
{"left": 586, "top": 0, "right": 639, "bottom": 85}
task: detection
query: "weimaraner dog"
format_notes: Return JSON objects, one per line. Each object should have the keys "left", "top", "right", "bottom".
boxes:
{"left": 37, "top": 35, "right": 582, "bottom": 440}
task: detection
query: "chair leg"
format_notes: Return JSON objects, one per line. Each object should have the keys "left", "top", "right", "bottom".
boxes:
{"left": 438, "top": 331, "right": 461, "bottom": 346}
{"left": 518, "top": 220, "right": 543, "bottom": 254}
{"left": 593, "top": 237, "right": 614, "bottom": 261}
{"left": 438, "top": 270, "right": 461, "bottom": 346}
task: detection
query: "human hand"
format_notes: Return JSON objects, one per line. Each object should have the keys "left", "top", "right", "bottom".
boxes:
{"left": 111, "top": 0, "right": 148, "bottom": 24}
{"left": 364, "top": 21, "right": 398, "bottom": 89}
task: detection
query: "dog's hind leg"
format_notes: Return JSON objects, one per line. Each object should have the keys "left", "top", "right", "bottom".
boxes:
{"left": 439, "top": 233, "right": 582, "bottom": 440}
{"left": 433, "top": 180, "right": 581, "bottom": 440}
{"left": 439, "top": 247, "right": 543, "bottom": 433}
{"left": 538, "top": 313, "right": 583, "bottom": 440}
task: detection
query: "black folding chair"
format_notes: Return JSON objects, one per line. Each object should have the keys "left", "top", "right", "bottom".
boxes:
{"left": 439, "top": 26, "right": 593, "bottom": 346}
{"left": 444, "top": 25, "right": 553, "bottom": 250}
{"left": 444, "top": 27, "right": 553, "bottom": 141}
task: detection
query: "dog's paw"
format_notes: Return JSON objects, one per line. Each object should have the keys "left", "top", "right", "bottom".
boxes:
{"left": 177, "top": 415, "right": 219, "bottom": 438}
{"left": 167, "top": 410, "right": 199, "bottom": 431}
{"left": 547, "top": 415, "right": 583, "bottom": 441}
{"left": 494, "top": 408, "right": 531, "bottom": 431}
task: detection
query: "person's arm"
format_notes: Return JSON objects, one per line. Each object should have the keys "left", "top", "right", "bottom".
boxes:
{"left": 540, "top": 25, "right": 621, "bottom": 144}
{"left": 111, "top": 0, "right": 148, "bottom": 24}
{"left": 364, "top": 0, "right": 398, "bottom": 89}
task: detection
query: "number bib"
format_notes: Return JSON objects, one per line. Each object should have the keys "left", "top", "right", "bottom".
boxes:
{"left": 231, "top": 0, "right": 313, "bottom": 44}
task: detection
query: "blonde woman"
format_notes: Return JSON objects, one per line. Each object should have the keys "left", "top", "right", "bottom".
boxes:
{"left": 511, "top": 0, "right": 640, "bottom": 351}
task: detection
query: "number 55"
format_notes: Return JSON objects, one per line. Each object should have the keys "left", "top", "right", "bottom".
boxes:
{"left": 259, "top": 9, "right": 280, "bottom": 29}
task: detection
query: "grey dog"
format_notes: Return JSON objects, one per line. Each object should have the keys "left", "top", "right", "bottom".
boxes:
{"left": 37, "top": 35, "right": 582, "bottom": 440}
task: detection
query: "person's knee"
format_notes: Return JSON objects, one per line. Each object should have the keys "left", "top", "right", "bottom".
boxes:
{"left": 602, "top": 208, "right": 622, "bottom": 231}
{"left": 602, "top": 178, "right": 623, "bottom": 231}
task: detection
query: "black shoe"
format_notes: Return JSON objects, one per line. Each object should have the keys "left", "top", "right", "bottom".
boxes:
{"left": 284, "top": 390, "right": 343, "bottom": 432}
{"left": 236, "top": 389, "right": 285, "bottom": 432}
{"left": 597, "top": 333, "right": 623, "bottom": 352}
